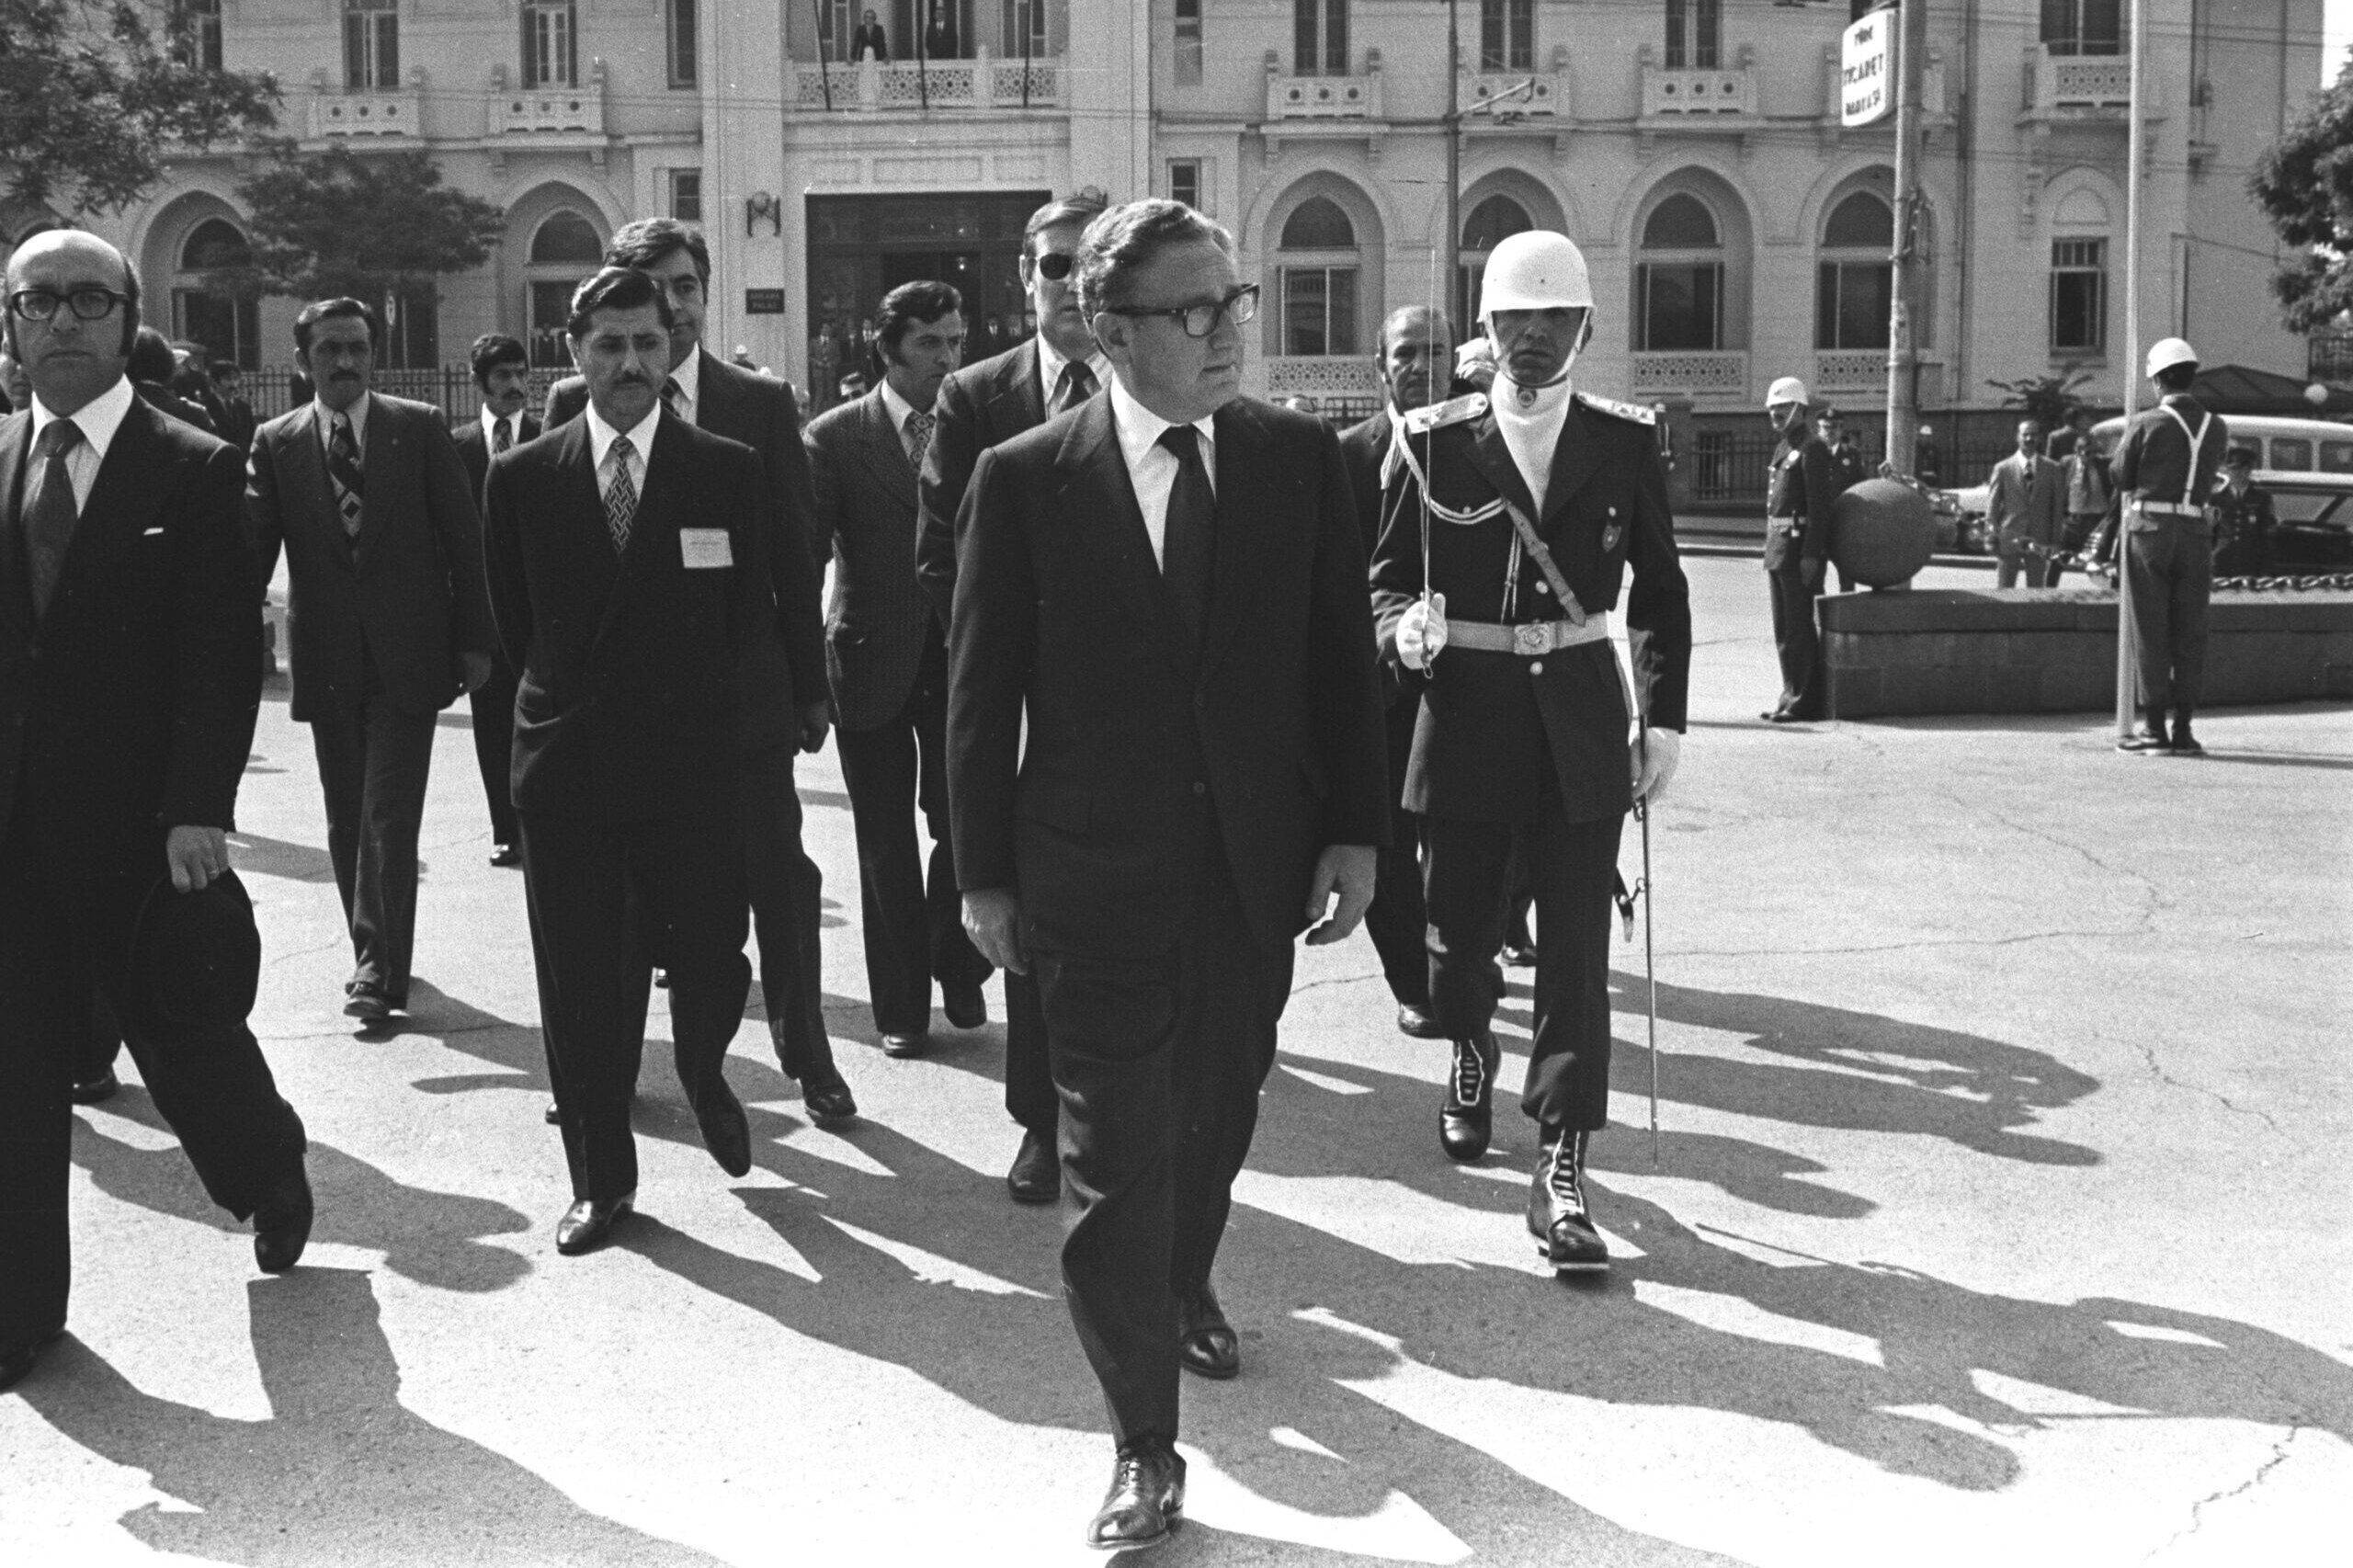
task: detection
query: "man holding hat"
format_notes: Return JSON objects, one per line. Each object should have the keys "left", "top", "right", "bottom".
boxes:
{"left": 1369, "top": 229, "right": 1690, "bottom": 1274}
{"left": 1761, "top": 376, "right": 1835, "bottom": 721}
{"left": 2104, "top": 337, "right": 2228, "bottom": 755}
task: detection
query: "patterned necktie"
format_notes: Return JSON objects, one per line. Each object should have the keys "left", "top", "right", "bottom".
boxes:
{"left": 1053, "top": 360, "right": 1097, "bottom": 416}
{"left": 326, "top": 410, "right": 365, "bottom": 540}
{"left": 492, "top": 416, "right": 513, "bottom": 455}
{"left": 22, "top": 418, "right": 84, "bottom": 618}
{"left": 1156, "top": 424, "right": 1215, "bottom": 647}
{"left": 903, "top": 408, "right": 936, "bottom": 469}
{"left": 603, "top": 434, "right": 638, "bottom": 554}
{"left": 663, "top": 376, "right": 688, "bottom": 423}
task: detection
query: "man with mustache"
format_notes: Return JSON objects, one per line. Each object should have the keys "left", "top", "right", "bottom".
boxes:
{"left": 450, "top": 333, "right": 539, "bottom": 870}
{"left": 247, "top": 298, "right": 495, "bottom": 1025}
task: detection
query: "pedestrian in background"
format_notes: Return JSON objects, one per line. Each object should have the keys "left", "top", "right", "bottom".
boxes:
{"left": 1816, "top": 407, "right": 1866, "bottom": 592}
{"left": 2211, "top": 447, "right": 2275, "bottom": 577}
{"left": 2050, "top": 410, "right": 2112, "bottom": 587}
{"left": 1986, "top": 417, "right": 2065, "bottom": 588}
{"left": 247, "top": 297, "right": 494, "bottom": 1024}
{"left": 450, "top": 333, "right": 539, "bottom": 869}
{"left": 1761, "top": 376, "right": 1832, "bottom": 722}
{"left": 129, "top": 326, "right": 214, "bottom": 434}
{"left": 210, "top": 361, "right": 257, "bottom": 452}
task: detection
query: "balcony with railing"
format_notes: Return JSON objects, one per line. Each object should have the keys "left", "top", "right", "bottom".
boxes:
{"left": 1639, "top": 44, "right": 1757, "bottom": 128}
{"left": 790, "top": 48, "right": 1063, "bottom": 112}
{"left": 2021, "top": 44, "right": 2145, "bottom": 121}
{"left": 494, "top": 59, "right": 607, "bottom": 135}
{"left": 1631, "top": 349, "right": 1751, "bottom": 403}
{"left": 1461, "top": 52, "right": 1571, "bottom": 123}
{"left": 1267, "top": 53, "right": 1383, "bottom": 120}
{"left": 1262, "top": 356, "right": 1382, "bottom": 420}
{"left": 306, "top": 72, "right": 423, "bottom": 139}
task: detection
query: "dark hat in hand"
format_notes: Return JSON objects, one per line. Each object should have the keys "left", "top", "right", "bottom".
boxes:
{"left": 124, "top": 869, "right": 261, "bottom": 1034}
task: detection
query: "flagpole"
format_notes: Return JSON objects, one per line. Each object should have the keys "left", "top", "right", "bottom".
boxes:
{"left": 2115, "top": 0, "right": 2146, "bottom": 741}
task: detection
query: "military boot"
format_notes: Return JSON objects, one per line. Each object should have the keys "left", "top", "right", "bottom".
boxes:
{"left": 1438, "top": 1031, "right": 1500, "bottom": 1163}
{"left": 2170, "top": 708, "right": 2203, "bottom": 756}
{"left": 2118, "top": 705, "right": 2171, "bottom": 754}
{"left": 1526, "top": 1128, "right": 1609, "bottom": 1272}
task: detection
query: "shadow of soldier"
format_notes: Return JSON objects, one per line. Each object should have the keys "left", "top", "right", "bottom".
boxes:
{"left": 17, "top": 1269, "right": 726, "bottom": 1567}
{"left": 70, "top": 1087, "right": 531, "bottom": 1294}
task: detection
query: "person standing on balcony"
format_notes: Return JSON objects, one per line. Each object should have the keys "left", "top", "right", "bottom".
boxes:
{"left": 1760, "top": 375, "right": 1833, "bottom": 722}
{"left": 923, "top": 0, "right": 959, "bottom": 59}
{"left": 1986, "top": 418, "right": 2065, "bottom": 588}
{"left": 450, "top": 333, "right": 539, "bottom": 869}
{"left": 851, "top": 8, "right": 889, "bottom": 60}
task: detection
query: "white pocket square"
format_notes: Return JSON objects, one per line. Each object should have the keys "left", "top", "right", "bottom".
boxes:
{"left": 142, "top": 527, "right": 165, "bottom": 536}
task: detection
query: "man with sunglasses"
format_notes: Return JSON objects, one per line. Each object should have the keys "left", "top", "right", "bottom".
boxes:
{"left": 948, "top": 198, "right": 1388, "bottom": 1551}
{"left": 917, "top": 188, "right": 1109, "bottom": 1204}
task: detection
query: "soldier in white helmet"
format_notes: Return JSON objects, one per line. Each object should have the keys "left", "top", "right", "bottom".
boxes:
{"left": 1761, "top": 374, "right": 1836, "bottom": 721}
{"left": 2097, "top": 337, "right": 2228, "bottom": 755}
{"left": 1369, "top": 230, "right": 1691, "bottom": 1274}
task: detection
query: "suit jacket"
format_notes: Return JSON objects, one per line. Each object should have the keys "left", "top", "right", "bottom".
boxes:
{"left": 0, "top": 394, "right": 262, "bottom": 868}
{"left": 1368, "top": 394, "right": 1691, "bottom": 825}
{"left": 483, "top": 412, "right": 778, "bottom": 824}
{"left": 246, "top": 393, "right": 494, "bottom": 722}
{"left": 549, "top": 349, "right": 824, "bottom": 745}
{"left": 1987, "top": 450, "right": 2065, "bottom": 551}
{"left": 916, "top": 338, "right": 1046, "bottom": 625}
{"left": 451, "top": 413, "right": 543, "bottom": 505}
{"left": 1338, "top": 411, "right": 1419, "bottom": 720}
{"left": 1762, "top": 432, "right": 1837, "bottom": 573}
{"left": 948, "top": 393, "right": 1389, "bottom": 958}
{"left": 805, "top": 386, "right": 938, "bottom": 733}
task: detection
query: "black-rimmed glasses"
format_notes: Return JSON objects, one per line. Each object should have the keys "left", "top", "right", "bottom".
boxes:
{"left": 6, "top": 287, "right": 131, "bottom": 324}
{"left": 1103, "top": 283, "right": 1259, "bottom": 339}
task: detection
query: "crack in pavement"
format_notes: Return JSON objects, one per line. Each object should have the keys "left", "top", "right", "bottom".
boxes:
{"left": 2133, "top": 1041, "right": 2286, "bottom": 1137}
{"left": 2144, "top": 1421, "right": 2305, "bottom": 1561}
{"left": 1665, "top": 925, "right": 2139, "bottom": 959}
{"left": 1938, "top": 789, "right": 2168, "bottom": 934}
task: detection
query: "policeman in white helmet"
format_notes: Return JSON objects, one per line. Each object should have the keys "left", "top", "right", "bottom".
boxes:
{"left": 1368, "top": 229, "right": 1692, "bottom": 1274}
{"left": 2101, "top": 336, "right": 2229, "bottom": 754}
{"left": 1759, "top": 373, "right": 1837, "bottom": 720}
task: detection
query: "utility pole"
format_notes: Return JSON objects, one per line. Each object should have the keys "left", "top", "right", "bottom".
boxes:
{"left": 2114, "top": 0, "right": 2148, "bottom": 741}
{"left": 1883, "top": 0, "right": 1924, "bottom": 478}
{"left": 1446, "top": 0, "right": 1462, "bottom": 326}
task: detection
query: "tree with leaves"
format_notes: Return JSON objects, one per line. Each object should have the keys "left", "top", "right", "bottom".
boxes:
{"left": 2254, "top": 60, "right": 2353, "bottom": 334}
{"left": 0, "top": 0, "right": 278, "bottom": 215}
{"left": 230, "top": 142, "right": 505, "bottom": 308}
{"left": 1986, "top": 368, "right": 2095, "bottom": 430}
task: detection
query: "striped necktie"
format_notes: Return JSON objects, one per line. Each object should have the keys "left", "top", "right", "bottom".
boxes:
{"left": 492, "top": 416, "right": 513, "bottom": 455}
{"left": 326, "top": 410, "right": 365, "bottom": 540}
{"left": 604, "top": 435, "right": 638, "bottom": 553}
{"left": 663, "top": 376, "right": 688, "bottom": 424}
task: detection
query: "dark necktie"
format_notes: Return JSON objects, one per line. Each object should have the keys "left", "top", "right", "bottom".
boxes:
{"left": 663, "top": 376, "right": 688, "bottom": 423}
{"left": 326, "top": 411, "right": 365, "bottom": 540}
{"left": 1052, "top": 360, "right": 1097, "bottom": 416}
{"left": 1156, "top": 424, "right": 1215, "bottom": 647}
{"left": 22, "top": 418, "right": 84, "bottom": 618}
{"left": 604, "top": 435, "right": 638, "bottom": 553}
{"left": 492, "top": 416, "right": 513, "bottom": 455}
{"left": 904, "top": 408, "right": 936, "bottom": 469}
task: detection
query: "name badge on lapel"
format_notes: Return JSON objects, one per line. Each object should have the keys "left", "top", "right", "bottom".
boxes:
{"left": 679, "top": 528, "right": 733, "bottom": 570}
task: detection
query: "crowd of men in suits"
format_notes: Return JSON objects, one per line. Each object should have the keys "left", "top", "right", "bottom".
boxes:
{"left": 1, "top": 195, "right": 1697, "bottom": 1550}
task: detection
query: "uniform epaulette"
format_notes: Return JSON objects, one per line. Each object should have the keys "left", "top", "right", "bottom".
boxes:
{"left": 1401, "top": 392, "right": 1488, "bottom": 435}
{"left": 1574, "top": 391, "right": 1655, "bottom": 426}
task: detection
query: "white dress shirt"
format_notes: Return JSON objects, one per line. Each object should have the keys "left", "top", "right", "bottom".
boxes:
{"left": 665, "top": 348, "right": 700, "bottom": 425}
{"left": 585, "top": 399, "right": 662, "bottom": 497}
{"left": 1036, "top": 333, "right": 1109, "bottom": 412}
{"left": 28, "top": 375, "right": 136, "bottom": 512}
{"left": 1491, "top": 373, "right": 1572, "bottom": 513}
{"left": 314, "top": 389, "right": 371, "bottom": 458}
{"left": 1108, "top": 374, "right": 1216, "bottom": 570}
{"left": 878, "top": 373, "right": 918, "bottom": 434}
{"left": 479, "top": 403, "right": 527, "bottom": 451}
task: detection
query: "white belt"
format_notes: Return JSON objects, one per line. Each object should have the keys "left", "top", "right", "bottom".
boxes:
{"left": 2131, "top": 499, "right": 2203, "bottom": 518}
{"left": 1447, "top": 619, "right": 1609, "bottom": 656}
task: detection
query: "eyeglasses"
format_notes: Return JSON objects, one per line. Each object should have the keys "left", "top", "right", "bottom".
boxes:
{"left": 6, "top": 286, "right": 131, "bottom": 324}
{"left": 1032, "top": 251, "right": 1077, "bottom": 282}
{"left": 1104, "top": 283, "right": 1260, "bottom": 339}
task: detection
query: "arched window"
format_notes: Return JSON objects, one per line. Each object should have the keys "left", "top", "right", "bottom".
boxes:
{"left": 1636, "top": 193, "right": 1722, "bottom": 351}
{"left": 530, "top": 210, "right": 603, "bottom": 266}
{"left": 1457, "top": 192, "right": 1532, "bottom": 329}
{"left": 1279, "top": 197, "right": 1359, "bottom": 357}
{"left": 171, "top": 218, "right": 260, "bottom": 371}
{"left": 527, "top": 210, "right": 608, "bottom": 365}
{"left": 1815, "top": 190, "right": 1893, "bottom": 351}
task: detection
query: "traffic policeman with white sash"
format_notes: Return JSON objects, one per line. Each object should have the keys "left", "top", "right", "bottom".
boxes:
{"left": 1368, "top": 231, "right": 1691, "bottom": 1272}
{"left": 2107, "top": 336, "right": 2227, "bottom": 756}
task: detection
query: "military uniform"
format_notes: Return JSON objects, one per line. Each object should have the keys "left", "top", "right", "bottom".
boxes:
{"left": 2211, "top": 478, "right": 2277, "bottom": 577}
{"left": 1368, "top": 385, "right": 1690, "bottom": 1141}
{"left": 2108, "top": 392, "right": 2228, "bottom": 727}
{"left": 1763, "top": 432, "right": 1836, "bottom": 718}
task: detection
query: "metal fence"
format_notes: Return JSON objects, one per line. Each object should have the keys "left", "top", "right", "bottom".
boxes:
{"left": 237, "top": 365, "right": 574, "bottom": 423}
{"left": 1685, "top": 407, "right": 2095, "bottom": 506}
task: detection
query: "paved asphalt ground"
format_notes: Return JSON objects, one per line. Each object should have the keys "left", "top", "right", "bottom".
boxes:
{"left": 3, "top": 556, "right": 2347, "bottom": 1568}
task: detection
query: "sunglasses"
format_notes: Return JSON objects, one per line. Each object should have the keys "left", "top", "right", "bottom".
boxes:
{"left": 1032, "top": 251, "right": 1077, "bottom": 281}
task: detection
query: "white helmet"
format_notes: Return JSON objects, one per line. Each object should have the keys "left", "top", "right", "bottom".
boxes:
{"left": 2144, "top": 337, "right": 2200, "bottom": 379}
{"left": 1766, "top": 376, "right": 1811, "bottom": 409}
{"left": 1479, "top": 232, "right": 1594, "bottom": 321}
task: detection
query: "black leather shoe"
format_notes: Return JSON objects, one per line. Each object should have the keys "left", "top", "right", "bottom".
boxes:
{"left": 1395, "top": 1002, "right": 1444, "bottom": 1040}
{"left": 1177, "top": 1286, "right": 1240, "bottom": 1380}
{"left": 801, "top": 1075, "right": 858, "bottom": 1129}
{"left": 693, "top": 1076, "right": 753, "bottom": 1177}
{"left": 0, "top": 1327, "right": 63, "bottom": 1394}
{"left": 489, "top": 844, "right": 522, "bottom": 869}
{"left": 543, "top": 1101, "right": 561, "bottom": 1125}
{"left": 70, "top": 1069, "right": 119, "bottom": 1106}
{"left": 252, "top": 1167, "right": 314, "bottom": 1274}
{"left": 1499, "top": 943, "right": 1537, "bottom": 970}
{"left": 1006, "top": 1127, "right": 1059, "bottom": 1204}
{"left": 942, "top": 982, "right": 987, "bottom": 1030}
{"left": 1526, "top": 1130, "right": 1609, "bottom": 1273}
{"left": 2170, "top": 712, "right": 2203, "bottom": 756}
{"left": 653, "top": 970, "right": 670, "bottom": 989}
{"left": 555, "top": 1192, "right": 633, "bottom": 1256}
{"left": 1085, "top": 1437, "right": 1186, "bottom": 1551}
{"left": 881, "top": 1030, "right": 928, "bottom": 1059}
{"left": 1439, "top": 1032, "right": 1500, "bottom": 1164}
{"left": 342, "top": 986, "right": 392, "bottom": 1023}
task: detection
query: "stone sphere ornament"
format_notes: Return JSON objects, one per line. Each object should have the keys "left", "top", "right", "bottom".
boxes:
{"left": 1829, "top": 476, "right": 1936, "bottom": 588}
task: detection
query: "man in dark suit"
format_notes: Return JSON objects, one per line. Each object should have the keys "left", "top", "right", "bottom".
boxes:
{"left": 1760, "top": 375, "right": 1834, "bottom": 722}
{"left": 918, "top": 187, "right": 1108, "bottom": 1203}
{"left": 806, "top": 281, "right": 990, "bottom": 1057}
{"left": 949, "top": 199, "right": 1388, "bottom": 1551}
{"left": 451, "top": 333, "right": 539, "bottom": 869}
{"left": 1, "top": 231, "right": 313, "bottom": 1394}
{"left": 210, "top": 362, "right": 257, "bottom": 453}
{"left": 484, "top": 267, "right": 777, "bottom": 1255}
{"left": 545, "top": 221, "right": 847, "bottom": 1124}
{"left": 247, "top": 298, "right": 494, "bottom": 1024}
{"left": 130, "top": 326, "right": 215, "bottom": 434}
{"left": 1337, "top": 304, "right": 1449, "bottom": 1045}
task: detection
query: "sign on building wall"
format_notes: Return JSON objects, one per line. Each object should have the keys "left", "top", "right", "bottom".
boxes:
{"left": 1841, "top": 8, "right": 1893, "bottom": 129}
{"left": 745, "top": 289, "right": 787, "bottom": 314}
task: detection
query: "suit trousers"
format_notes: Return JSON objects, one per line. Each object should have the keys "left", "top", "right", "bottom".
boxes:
{"left": 1422, "top": 785, "right": 1625, "bottom": 1133}
{"left": 1032, "top": 861, "right": 1296, "bottom": 1447}
{"left": 1995, "top": 551, "right": 2052, "bottom": 589}
{"left": 1766, "top": 567, "right": 1824, "bottom": 717}
{"left": 0, "top": 834, "right": 306, "bottom": 1353}
{"left": 1004, "top": 969, "right": 1054, "bottom": 1138}
{"left": 834, "top": 648, "right": 991, "bottom": 1037}
{"left": 1360, "top": 694, "right": 1430, "bottom": 1011}
{"left": 2124, "top": 516, "right": 2214, "bottom": 714}
{"left": 517, "top": 809, "right": 750, "bottom": 1202}
{"left": 310, "top": 690, "right": 438, "bottom": 1004}
{"left": 467, "top": 654, "right": 521, "bottom": 848}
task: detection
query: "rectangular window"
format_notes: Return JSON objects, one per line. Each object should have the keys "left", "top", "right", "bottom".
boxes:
{"left": 671, "top": 170, "right": 703, "bottom": 223}
{"left": 1281, "top": 267, "right": 1358, "bottom": 357}
{"left": 173, "top": 0, "right": 223, "bottom": 72}
{"left": 1167, "top": 159, "right": 1202, "bottom": 211}
{"left": 2041, "top": 0, "right": 2123, "bottom": 56}
{"left": 1002, "top": 0, "right": 1046, "bottom": 59}
{"left": 2268, "top": 437, "right": 2313, "bottom": 472}
{"left": 1480, "top": 0, "right": 1533, "bottom": 72}
{"left": 1663, "top": 0, "right": 1720, "bottom": 70}
{"left": 344, "top": 0, "right": 399, "bottom": 90}
{"left": 667, "top": 0, "right": 698, "bottom": 86}
{"left": 521, "top": 0, "right": 578, "bottom": 90}
{"left": 1174, "top": 0, "right": 1204, "bottom": 86}
{"left": 530, "top": 281, "right": 575, "bottom": 368}
{"left": 2050, "top": 238, "right": 2108, "bottom": 353}
{"left": 174, "top": 290, "right": 260, "bottom": 371}
{"left": 1294, "top": 0, "right": 1347, "bottom": 77}
{"left": 1636, "top": 261, "right": 1722, "bottom": 351}
{"left": 1815, "top": 260, "right": 1892, "bottom": 350}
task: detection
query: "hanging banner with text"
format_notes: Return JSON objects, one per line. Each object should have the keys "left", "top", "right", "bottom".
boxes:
{"left": 1841, "top": 8, "right": 1893, "bottom": 129}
